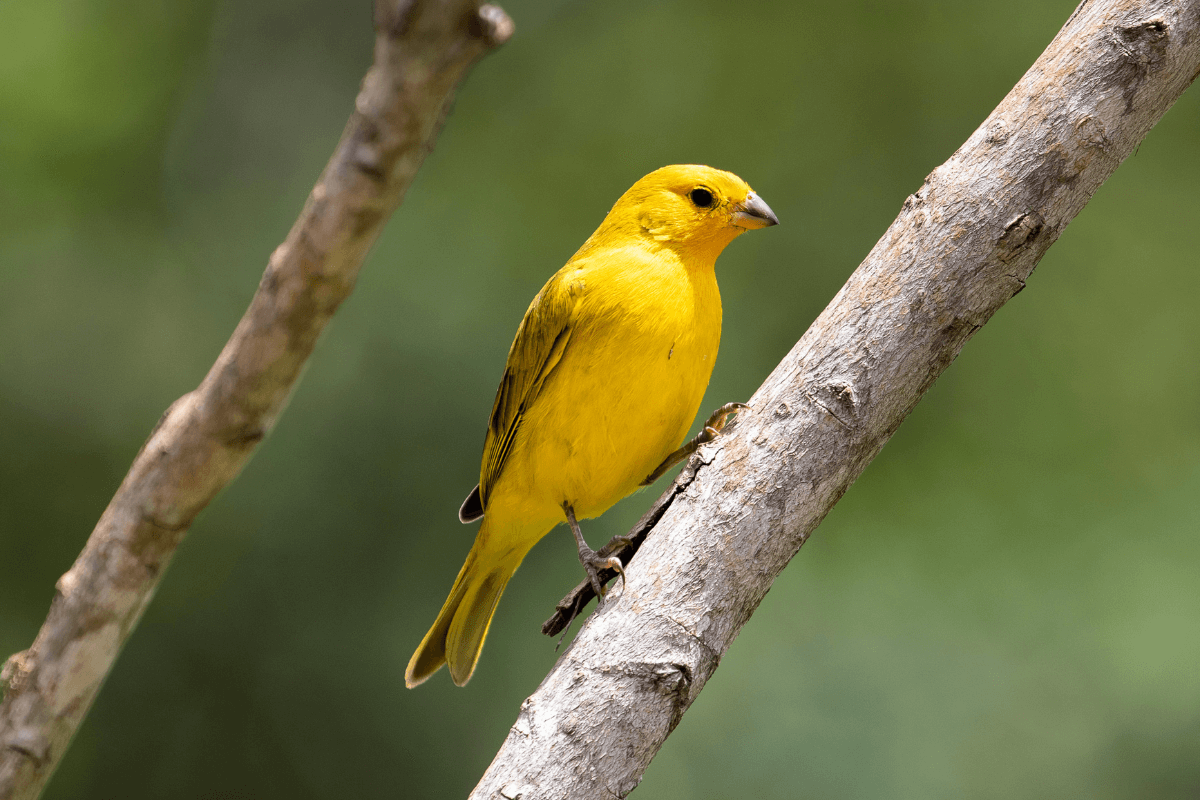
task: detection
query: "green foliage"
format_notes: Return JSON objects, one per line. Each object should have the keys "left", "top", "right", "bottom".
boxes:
{"left": 2, "top": 0, "right": 1198, "bottom": 797}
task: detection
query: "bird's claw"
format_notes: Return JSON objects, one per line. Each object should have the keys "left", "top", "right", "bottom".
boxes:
{"left": 704, "top": 402, "right": 750, "bottom": 434}
{"left": 579, "top": 552, "right": 623, "bottom": 599}
{"left": 605, "top": 555, "right": 626, "bottom": 590}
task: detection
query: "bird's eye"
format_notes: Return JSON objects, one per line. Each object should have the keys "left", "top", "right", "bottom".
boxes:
{"left": 689, "top": 188, "right": 715, "bottom": 209}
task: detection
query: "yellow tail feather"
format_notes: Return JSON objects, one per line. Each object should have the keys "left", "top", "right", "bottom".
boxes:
{"left": 405, "top": 523, "right": 522, "bottom": 688}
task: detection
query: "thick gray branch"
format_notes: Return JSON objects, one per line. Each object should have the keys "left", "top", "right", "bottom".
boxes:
{"left": 473, "top": 1, "right": 1200, "bottom": 797}
{"left": 0, "top": 3, "right": 511, "bottom": 798}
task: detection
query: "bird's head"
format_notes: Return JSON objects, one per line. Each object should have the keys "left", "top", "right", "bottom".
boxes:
{"left": 588, "top": 164, "right": 778, "bottom": 263}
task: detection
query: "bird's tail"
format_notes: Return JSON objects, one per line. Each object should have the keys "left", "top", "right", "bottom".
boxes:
{"left": 405, "top": 520, "right": 525, "bottom": 688}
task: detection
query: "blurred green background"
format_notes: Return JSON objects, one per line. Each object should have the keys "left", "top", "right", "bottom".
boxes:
{"left": 2, "top": 0, "right": 1198, "bottom": 797}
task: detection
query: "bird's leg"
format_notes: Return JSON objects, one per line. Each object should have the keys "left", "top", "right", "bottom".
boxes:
{"left": 563, "top": 501, "right": 625, "bottom": 599}
{"left": 640, "top": 402, "right": 750, "bottom": 486}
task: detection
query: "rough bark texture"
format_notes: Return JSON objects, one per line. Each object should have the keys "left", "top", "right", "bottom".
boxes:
{"left": 472, "top": 1, "right": 1200, "bottom": 798}
{"left": 0, "top": 3, "right": 512, "bottom": 798}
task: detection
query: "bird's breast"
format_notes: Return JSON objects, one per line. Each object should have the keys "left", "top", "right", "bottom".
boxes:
{"left": 499, "top": 257, "right": 722, "bottom": 521}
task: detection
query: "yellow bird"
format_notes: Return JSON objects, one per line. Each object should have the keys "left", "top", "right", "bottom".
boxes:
{"left": 405, "top": 165, "right": 778, "bottom": 687}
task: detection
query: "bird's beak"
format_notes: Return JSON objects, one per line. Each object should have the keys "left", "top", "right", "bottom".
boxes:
{"left": 731, "top": 192, "right": 780, "bottom": 229}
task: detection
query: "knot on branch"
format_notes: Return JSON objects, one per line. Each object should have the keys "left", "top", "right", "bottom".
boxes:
{"left": 985, "top": 118, "right": 1011, "bottom": 146}
{"left": 1074, "top": 114, "right": 1114, "bottom": 153}
{"left": 651, "top": 662, "right": 694, "bottom": 731}
{"left": 902, "top": 179, "right": 929, "bottom": 213}
{"left": 4, "top": 727, "right": 50, "bottom": 768}
{"left": 374, "top": 1, "right": 513, "bottom": 47}
{"left": 471, "top": 4, "right": 515, "bottom": 46}
{"left": 1, "top": 651, "right": 32, "bottom": 697}
{"left": 1110, "top": 15, "right": 1170, "bottom": 114}
{"left": 1116, "top": 17, "right": 1168, "bottom": 48}
{"left": 652, "top": 662, "right": 692, "bottom": 695}
{"left": 806, "top": 379, "right": 859, "bottom": 431}
{"left": 997, "top": 211, "right": 1046, "bottom": 263}
{"left": 54, "top": 570, "right": 79, "bottom": 602}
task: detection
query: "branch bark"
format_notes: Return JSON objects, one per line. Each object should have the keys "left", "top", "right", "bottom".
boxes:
{"left": 472, "top": 1, "right": 1200, "bottom": 797}
{"left": 0, "top": 3, "right": 511, "bottom": 798}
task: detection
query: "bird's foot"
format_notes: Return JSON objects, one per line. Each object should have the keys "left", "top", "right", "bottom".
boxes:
{"left": 640, "top": 402, "right": 751, "bottom": 486}
{"left": 563, "top": 502, "right": 624, "bottom": 599}
{"left": 701, "top": 402, "right": 750, "bottom": 437}
{"left": 583, "top": 551, "right": 624, "bottom": 599}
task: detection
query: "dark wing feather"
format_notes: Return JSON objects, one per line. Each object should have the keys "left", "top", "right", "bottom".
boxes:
{"left": 478, "top": 272, "right": 578, "bottom": 508}
{"left": 458, "top": 484, "right": 484, "bottom": 523}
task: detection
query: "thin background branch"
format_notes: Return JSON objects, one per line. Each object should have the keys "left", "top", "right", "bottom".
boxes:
{"left": 0, "top": 2, "right": 512, "bottom": 798}
{"left": 472, "top": 0, "right": 1200, "bottom": 797}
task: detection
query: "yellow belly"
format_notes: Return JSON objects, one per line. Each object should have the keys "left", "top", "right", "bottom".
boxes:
{"left": 485, "top": 248, "right": 721, "bottom": 535}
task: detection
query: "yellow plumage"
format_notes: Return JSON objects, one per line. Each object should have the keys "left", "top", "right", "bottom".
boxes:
{"left": 406, "top": 165, "right": 778, "bottom": 687}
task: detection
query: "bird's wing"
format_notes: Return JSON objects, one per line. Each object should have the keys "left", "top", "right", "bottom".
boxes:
{"left": 479, "top": 271, "right": 579, "bottom": 507}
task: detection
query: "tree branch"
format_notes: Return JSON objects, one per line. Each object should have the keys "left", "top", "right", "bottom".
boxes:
{"left": 472, "top": 1, "right": 1200, "bottom": 797}
{"left": 0, "top": 3, "right": 511, "bottom": 798}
